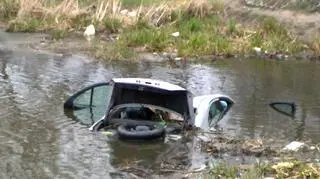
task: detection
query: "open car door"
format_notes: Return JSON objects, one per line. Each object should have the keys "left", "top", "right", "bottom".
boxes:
{"left": 63, "top": 82, "right": 112, "bottom": 126}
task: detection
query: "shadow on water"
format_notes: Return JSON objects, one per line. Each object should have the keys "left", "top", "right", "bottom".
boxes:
{"left": 1, "top": 30, "right": 320, "bottom": 178}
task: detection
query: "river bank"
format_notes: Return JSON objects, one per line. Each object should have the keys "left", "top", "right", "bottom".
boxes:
{"left": 1, "top": 0, "right": 319, "bottom": 61}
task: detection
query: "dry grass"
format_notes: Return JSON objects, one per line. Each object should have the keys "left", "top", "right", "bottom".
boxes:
{"left": 310, "top": 36, "right": 320, "bottom": 55}
{"left": 6, "top": 0, "right": 225, "bottom": 30}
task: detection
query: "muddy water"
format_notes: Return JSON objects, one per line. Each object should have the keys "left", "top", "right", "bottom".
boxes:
{"left": 1, "top": 31, "right": 320, "bottom": 178}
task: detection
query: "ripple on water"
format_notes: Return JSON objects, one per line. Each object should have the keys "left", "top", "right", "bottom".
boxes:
{"left": 58, "top": 123, "right": 114, "bottom": 178}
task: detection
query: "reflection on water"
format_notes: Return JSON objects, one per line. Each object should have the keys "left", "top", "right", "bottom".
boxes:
{"left": 1, "top": 32, "right": 320, "bottom": 178}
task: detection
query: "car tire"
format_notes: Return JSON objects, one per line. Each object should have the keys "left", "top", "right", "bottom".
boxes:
{"left": 117, "top": 123, "right": 165, "bottom": 140}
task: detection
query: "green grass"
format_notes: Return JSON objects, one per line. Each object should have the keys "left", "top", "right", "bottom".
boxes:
{"left": 119, "top": 14, "right": 303, "bottom": 57}
{"left": 93, "top": 41, "right": 137, "bottom": 61}
{"left": 119, "top": 15, "right": 232, "bottom": 56}
{"left": 120, "top": 0, "right": 163, "bottom": 7}
{"left": 104, "top": 17, "right": 122, "bottom": 33}
{"left": 6, "top": 18, "right": 44, "bottom": 32}
{"left": 198, "top": 159, "right": 320, "bottom": 178}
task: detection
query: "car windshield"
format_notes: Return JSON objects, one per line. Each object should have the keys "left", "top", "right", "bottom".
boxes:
{"left": 108, "top": 103, "right": 184, "bottom": 122}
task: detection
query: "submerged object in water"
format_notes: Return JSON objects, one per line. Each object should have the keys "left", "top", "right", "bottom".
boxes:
{"left": 269, "top": 101, "right": 296, "bottom": 117}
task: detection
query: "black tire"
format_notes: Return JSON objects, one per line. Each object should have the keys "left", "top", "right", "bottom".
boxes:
{"left": 117, "top": 123, "right": 165, "bottom": 140}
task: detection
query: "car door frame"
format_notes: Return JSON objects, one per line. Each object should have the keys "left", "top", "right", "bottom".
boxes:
{"left": 193, "top": 94, "right": 234, "bottom": 130}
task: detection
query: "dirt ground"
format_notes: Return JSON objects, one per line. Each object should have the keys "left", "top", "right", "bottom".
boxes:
{"left": 225, "top": 0, "right": 320, "bottom": 43}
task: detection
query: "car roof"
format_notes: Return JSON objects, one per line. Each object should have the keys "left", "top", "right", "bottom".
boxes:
{"left": 112, "top": 78, "right": 187, "bottom": 92}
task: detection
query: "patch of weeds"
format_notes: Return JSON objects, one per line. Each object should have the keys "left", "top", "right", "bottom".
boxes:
{"left": 257, "top": 161, "right": 274, "bottom": 176}
{"left": 104, "top": 17, "right": 122, "bottom": 33}
{"left": 226, "top": 18, "right": 238, "bottom": 36}
{"left": 120, "top": 0, "right": 161, "bottom": 8}
{"left": 6, "top": 18, "right": 43, "bottom": 32}
{"left": 0, "top": 0, "right": 19, "bottom": 20}
{"left": 248, "top": 17, "right": 304, "bottom": 53}
{"left": 250, "top": 32, "right": 264, "bottom": 47}
{"left": 208, "top": 0, "right": 225, "bottom": 13}
{"left": 210, "top": 163, "right": 239, "bottom": 178}
{"left": 93, "top": 42, "right": 137, "bottom": 61}
{"left": 176, "top": 32, "right": 230, "bottom": 56}
{"left": 134, "top": 18, "right": 152, "bottom": 29}
{"left": 120, "top": 28, "right": 154, "bottom": 47}
{"left": 70, "top": 13, "right": 92, "bottom": 30}
{"left": 271, "top": 160, "right": 320, "bottom": 178}
{"left": 120, "top": 26, "right": 172, "bottom": 52}
{"left": 177, "top": 17, "right": 203, "bottom": 33}
{"left": 211, "top": 34, "right": 231, "bottom": 55}
{"left": 310, "top": 36, "right": 320, "bottom": 55}
{"left": 261, "top": 17, "right": 288, "bottom": 37}
{"left": 50, "top": 29, "right": 71, "bottom": 40}
{"left": 184, "top": 0, "right": 224, "bottom": 18}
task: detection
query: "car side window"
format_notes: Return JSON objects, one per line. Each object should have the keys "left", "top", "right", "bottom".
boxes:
{"left": 208, "top": 100, "right": 228, "bottom": 127}
{"left": 74, "top": 90, "right": 92, "bottom": 108}
{"left": 73, "top": 85, "right": 111, "bottom": 108}
{"left": 64, "top": 83, "right": 112, "bottom": 126}
{"left": 91, "top": 85, "right": 112, "bottom": 107}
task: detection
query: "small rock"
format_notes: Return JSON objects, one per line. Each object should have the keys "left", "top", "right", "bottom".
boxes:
{"left": 310, "top": 146, "right": 316, "bottom": 150}
{"left": 162, "top": 52, "right": 169, "bottom": 58}
{"left": 253, "top": 47, "right": 261, "bottom": 53}
{"left": 170, "top": 52, "right": 178, "bottom": 58}
{"left": 84, "top": 24, "right": 95, "bottom": 41}
{"left": 84, "top": 24, "right": 95, "bottom": 37}
{"left": 174, "top": 57, "right": 182, "bottom": 61}
{"left": 283, "top": 141, "right": 305, "bottom": 152}
{"left": 120, "top": 9, "right": 128, "bottom": 15}
{"left": 171, "top": 32, "right": 180, "bottom": 37}
{"left": 128, "top": 11, "right": 137, "bottom": 17}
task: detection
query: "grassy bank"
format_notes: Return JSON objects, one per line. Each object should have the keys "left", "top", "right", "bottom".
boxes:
{"left": 0, "top": 0, "right": 319, "bottom": 60}
{"left": 202, "top": 159, "right": 320, "bottom": 178}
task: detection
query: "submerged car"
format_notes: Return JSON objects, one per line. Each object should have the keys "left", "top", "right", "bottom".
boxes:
{"left": 64, "top": 78, "right": 234, "bottom": 140}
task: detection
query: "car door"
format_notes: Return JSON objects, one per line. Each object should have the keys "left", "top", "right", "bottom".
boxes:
{"left": 193, "top": 95, "right": 233, "bottom": 130}
{"left": 63, "top": 82, "right": 112, "bottom": 126}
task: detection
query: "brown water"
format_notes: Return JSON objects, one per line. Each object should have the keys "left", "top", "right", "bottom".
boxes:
{"left": 1, "top": 31, "right": 320, "bottom": 178}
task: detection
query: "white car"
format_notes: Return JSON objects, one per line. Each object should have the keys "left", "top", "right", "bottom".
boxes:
{"left": 64, "top": 78, "right": 233, "bottom": 140}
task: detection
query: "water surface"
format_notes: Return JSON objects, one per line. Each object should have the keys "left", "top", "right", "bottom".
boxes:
{"left": 1, "top": 31, "right": 319, "bottom": 178}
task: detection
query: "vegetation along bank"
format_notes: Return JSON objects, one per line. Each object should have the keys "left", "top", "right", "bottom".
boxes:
{"left": 1, "top": 0, "right": 320, "bottom": 61}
